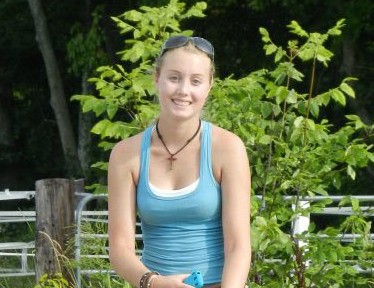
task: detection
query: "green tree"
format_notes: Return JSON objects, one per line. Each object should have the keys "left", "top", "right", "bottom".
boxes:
{"left": 1, "top": 0, "right": 373, "bottom": 193}
{"left": 207, "top": 19, "right": 374, "bottom": 287}
{"left": 72, "top": 0, "right": 208, "bottom": 189}
{"left": 66, "top": 4, "right": 109, "bottom": 179}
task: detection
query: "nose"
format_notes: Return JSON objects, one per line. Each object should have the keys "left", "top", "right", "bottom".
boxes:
{"left": 178, "top": 79, "right": 190, "bottom": 96}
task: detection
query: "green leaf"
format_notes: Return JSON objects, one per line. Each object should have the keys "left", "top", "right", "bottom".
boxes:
{"left": 125, "top": 10, "right": 143, "bottom": 22}
{"left": 259, "top": 27, "right": 270, "bottom": 43}
{"left": 298, "top": 47, "right": 315, "bottom": 61}
{"left": 309, "top": 99, "right": 320, "bottom": 118}
{"left": 326, "top": 250, "right": 338, "bottom": 262}
{"left": 367, "top": 152, "right": 374, "bottom": 163}
{"left": 290, "top": 129, "right": 303, "bottom": 143}
{"left": 275, "top": 86, "right": 289, "bottom": 103}
{"left": 112, "top": 18, "right": 134, "bottom": 34}
{"left": 98, "top": 141, "right": 115, "bottom": 151}
{"left": 305, "top": 119, "right": 315, "bottom": 130}
{"left": 316, "top": 92, "right": 331, "bottom": 106}
{"left": 259, "top": 238, "right": 271, "bottom": 252}
{"left": 259, "top": 135, "right": 271, "bottom": 145}
{"left": 331, "top": 89, "right": 346, "bottom": 106}
{"left": 327, "top": 19, "right": 346, "bottom": 36}
{"left": 316, "top": 46, "right": 334, "bottom": 64}
{"left": 91, "top": 119, "right": 110, "bottom": 136}
{"left": 281, "top": 180, "right": 292, "bottom": 190}
{"left": 347, "top": 165, "right": 356, "bottom": 180}
{"left": 185, "top": 2, "right": 207, "bottom": 18}
{"left": 265, "top": 44, "right": 277, "bottom": 55}
{"left": 274, "top": 47, "right": 284, "bottom": 62}
{"left": 261, "top": 102, "right": 273, "bottom": 118}
{"left": 294, "top": 116, "right": 304, "bottom": 128}
{"left": 272, "top": 103, "right": 281, "bottom": 116}
{"left": 91, "top": 161, "right": 109, "bottom": 171}
{"left": 254, "top": 216, "right": 267, "bottom": 227}
{"left": 346, "top": 114, "right": 365, "bottom": 129}
{"left": 287, "top": 20, "right": 309, "bottom": 38}
{"left": 107, "top": 104, "right": 118, "bottom": 119}
{"left": 338, "top": 196, "right": 351, "bottom": 207}
{"left": 323, "top": 227, "right": 339, "bottom": 237}
{"left": 339, "top": 82, "right": 355, "bottom": 98}
{"left": 286, "top": 90, "right": 298, "bottom": 104}
{"left": 351, "top": 197, "right": 360, "bottom": 212}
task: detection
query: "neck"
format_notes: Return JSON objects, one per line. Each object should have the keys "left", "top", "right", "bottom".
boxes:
{"left": 155, "top": 118, "right": 202, "bottom": 170}
{"left": 155, "top": 117, "right": 201, "bottom": 147}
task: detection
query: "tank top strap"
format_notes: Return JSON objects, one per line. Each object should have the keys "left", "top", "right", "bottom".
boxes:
{"left": 139, "top": 125, "right": 153, "bottom": 187}
{"left": 200, "top": 121, "right": 217, "bottom": 185}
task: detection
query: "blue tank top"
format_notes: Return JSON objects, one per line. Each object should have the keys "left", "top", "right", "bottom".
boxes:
{"left": 137, "top": 121, "right": 223, "bottom": 284}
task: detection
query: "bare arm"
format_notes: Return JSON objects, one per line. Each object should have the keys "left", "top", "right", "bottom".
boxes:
{"left": 213, "top": 127, "right": 251, "bottom": 288}
{"left": 108, "top": 135, "right": 191, "bottom": 288}
{"left": 108, "top": 136, "right": 150, "bottom": 287}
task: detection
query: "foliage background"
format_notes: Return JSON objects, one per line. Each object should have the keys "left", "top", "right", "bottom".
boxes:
{"left": 0, "top": 0, "right": 373, "bottom": 192}
{"left": 0, "top": 0, "right": 373, "bottom": 287}
{"left": 72, "top": 1, "right": 374, "bottom": 285}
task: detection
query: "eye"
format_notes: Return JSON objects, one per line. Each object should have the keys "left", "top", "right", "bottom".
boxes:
{"left": 169, "top": 75, "right": 180, "bottom": 82}
{"left": 191, "top": 78, "right": 202, "bottom": 86}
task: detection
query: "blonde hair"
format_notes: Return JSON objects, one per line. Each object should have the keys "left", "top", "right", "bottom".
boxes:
{"left": 154, "top": 43, "right": 215, "bottom": 81}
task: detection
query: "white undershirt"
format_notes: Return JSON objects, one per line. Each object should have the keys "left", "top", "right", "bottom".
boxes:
{"left": 149, "top": 179, "right": 200, "bottom": 197}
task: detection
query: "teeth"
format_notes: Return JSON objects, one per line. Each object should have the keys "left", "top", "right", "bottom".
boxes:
{"left": 172, "top": 99, "right": 190, "bottom": 106}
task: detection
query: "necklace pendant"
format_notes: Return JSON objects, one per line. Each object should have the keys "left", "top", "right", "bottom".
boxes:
{"left": 168, "top": 155, "right": 177, "bottom": 170}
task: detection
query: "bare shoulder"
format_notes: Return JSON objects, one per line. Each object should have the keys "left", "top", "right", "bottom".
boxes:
{"left": 210, "top": 124, "right": 249, "bottom": 179}
{"left": 211, "top": 124, "right": 247, "bottom": 155}
{"left": 109, "top": 132, "right": 143, "bottom": 175}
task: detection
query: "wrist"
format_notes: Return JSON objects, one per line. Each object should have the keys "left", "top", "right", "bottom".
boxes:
{"left": 139, "top": 271, "right": 160, "bottom": 288}
{"left": 149, "top": 274, "right": 159, "bottom": 288}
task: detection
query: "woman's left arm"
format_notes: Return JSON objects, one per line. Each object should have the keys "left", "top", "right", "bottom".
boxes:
{"left": 214, "top": 127, "right": 251, "bottom": 288}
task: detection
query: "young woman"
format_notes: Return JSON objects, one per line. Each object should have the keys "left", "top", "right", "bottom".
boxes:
{"left": 108, "top": 36, "right": 251, "bottom": 288}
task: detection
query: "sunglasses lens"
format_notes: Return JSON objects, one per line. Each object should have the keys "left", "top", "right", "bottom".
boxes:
{"left": 192, "top": 37, "right": 214, "bottom": 58}
{"left": 161, "top": 36, "right": 214, "bottom": 60}
{"left": 163, "top": 36, "right": 189, "bottom": 50}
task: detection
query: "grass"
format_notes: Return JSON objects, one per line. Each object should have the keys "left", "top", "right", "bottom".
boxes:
{"left": 0, "top": 276, "right": 35, "bottom": 288}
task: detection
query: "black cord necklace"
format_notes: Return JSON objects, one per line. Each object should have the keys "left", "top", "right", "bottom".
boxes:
{"left": 156, "top": 119, "right": 201, "bottom": 170}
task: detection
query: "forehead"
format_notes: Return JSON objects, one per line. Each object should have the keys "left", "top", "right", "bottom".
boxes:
{"left": 160, "top": 47, "right": 212, "bottom": 75}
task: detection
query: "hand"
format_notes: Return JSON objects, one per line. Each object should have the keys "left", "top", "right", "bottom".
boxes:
{"left": 151, "top": 274, "right": 192, "bottom": 288}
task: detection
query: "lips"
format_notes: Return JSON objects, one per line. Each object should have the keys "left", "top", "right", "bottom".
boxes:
{"left": 172, "top": 99, "right": 191, "bottom": 106}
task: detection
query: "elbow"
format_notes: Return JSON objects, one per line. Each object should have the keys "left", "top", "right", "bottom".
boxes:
{"left": 224, "top": 240, "right": 251, "bottom": 263}
{"left": 108, "top": 246, "right": 121, "bottom": 272}
{"left": 108, "top": 241, "right": 135, "bottom": 273}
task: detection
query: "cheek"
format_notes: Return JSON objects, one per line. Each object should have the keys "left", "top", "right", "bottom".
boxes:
{"left": 156, "top": 82, "right": 173, "bottom": 104}
{"left": 198, "top": 85, "right": 211, "bottom": 100}
{"left": 155, "top": 79, "right": 167, "bottom": 96}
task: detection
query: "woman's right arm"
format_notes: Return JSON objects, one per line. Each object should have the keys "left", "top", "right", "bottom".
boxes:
{"left": 108, "top": 136, "right": 150, "bottom": 287}
{"left": 108, "top": 136, "right": 192, "bottom": 288}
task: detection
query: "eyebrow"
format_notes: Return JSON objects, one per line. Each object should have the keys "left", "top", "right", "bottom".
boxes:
{"left": 166, "top": 69, "right": 207, "bottom": 77}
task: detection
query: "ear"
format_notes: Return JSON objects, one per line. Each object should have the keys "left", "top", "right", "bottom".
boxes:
{"left": 208, "top": 76, "right": 214, "bottom": 91}
{"left": 204, "top": 82, "right": 213, "bottom": 101}
{"left": 154, "top": 72, "right": 160, "bottom": 86}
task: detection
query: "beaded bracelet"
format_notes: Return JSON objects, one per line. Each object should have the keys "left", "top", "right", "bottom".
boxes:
{"left": 139, "top": 271, "right": 160, "bottom": 288}
{"left": 147, "top": 274, "right": 159, "bottom": 288}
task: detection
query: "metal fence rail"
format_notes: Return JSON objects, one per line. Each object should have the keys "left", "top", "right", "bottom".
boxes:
{"left": 1, "top": 190, "right": 373, "bottom": 285}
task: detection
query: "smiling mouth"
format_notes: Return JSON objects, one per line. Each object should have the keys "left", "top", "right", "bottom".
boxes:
{"left": 172, "top": 99, "right": 191, "bottom": 106}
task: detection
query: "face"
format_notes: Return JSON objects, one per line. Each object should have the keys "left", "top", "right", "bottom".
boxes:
{"left": 155, "top": 47, "right": 212, "bottom": 121}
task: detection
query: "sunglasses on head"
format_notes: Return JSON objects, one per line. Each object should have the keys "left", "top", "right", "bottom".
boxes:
{"left": 160, "top": 36, "right": 214, "bottom": 61}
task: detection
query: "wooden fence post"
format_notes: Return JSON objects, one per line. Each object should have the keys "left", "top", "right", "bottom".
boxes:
{"left": 35, "top": 178, "right": 75, "bottom": 283}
